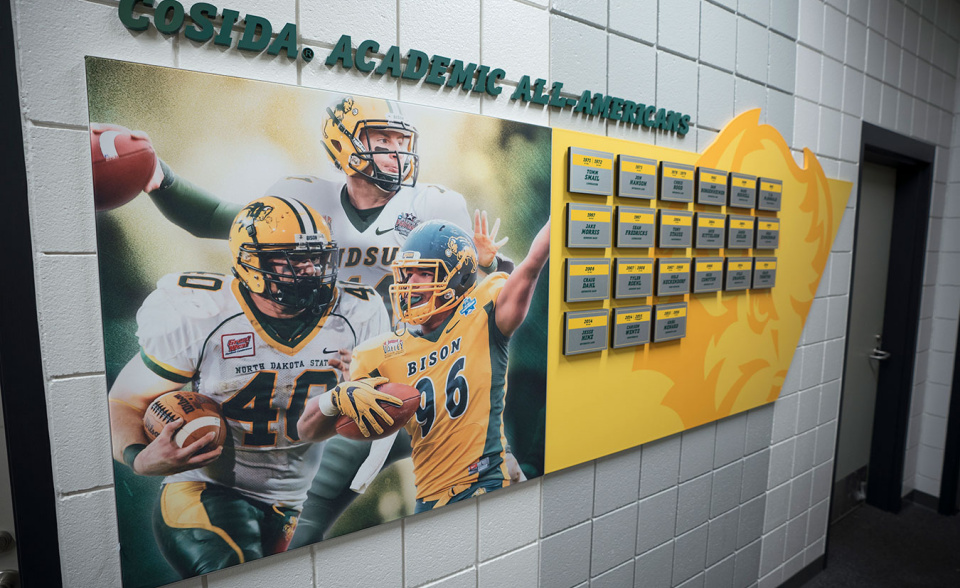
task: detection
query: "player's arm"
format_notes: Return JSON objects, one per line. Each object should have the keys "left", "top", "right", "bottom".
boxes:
{"left": 494, "top": 219, "right": 551, "bottom": 337}
{"left": 148, "top": 160, "right": 242, "bottom": 239}
{"left": 109, "top": 354, "right": 222, "bottom": 476}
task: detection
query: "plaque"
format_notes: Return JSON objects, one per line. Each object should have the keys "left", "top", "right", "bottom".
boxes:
{"left": 567, "top": 203, "right": 613, "bottom": 248}
{"left": 693, "top": 257, "right": 724, "bottom": 293}
{"left": 565, "top": 258, "right": 610, "bottom": 302}
{"left": 658, "top": 209, "right": 694, "bottom": 248}
{"left": 659, "top": 162, "right": 695, "bottom": 202}
{"left": 725, "top": 257, "right": 753, "bottom": 291}
{"left": 614, "top": 257, "right": 654, "bottom": 299}
{"left": 656, "top": 257, "right": 692, "bottom": 296}
{"left": 695, "top": 212, "right": 726, "bottom": 249}
{"left": 755, "top": 217, "right": 780, "bottom": 249}
{"left": 568, "top": 147, "right": 614, "bottom": 195}
{"left": 727, "top": 215, "right": 755, "bottom": 249}
{"left": 616, "top": 206, "right": 656, "bottom": 247}
{"left": 753, "top": 257, "right": 777, "bottom": 288}
{"left": 611, "top": 306, "right": 652, "bottom": 348}
{"left": 728, "top": 173, "right": 758, "bottom": 209}
{"left": 758, "top": 178, "right": 783, "bottom": 211}
{"left": 618, "top": 155, "right": 658, "bottom": 199}
{"left": 653, "top": 302, "right": 688, "bottom": 342}
{"left": 695, "top": 167, "right": 728, "bottom": 206}
{"left": 563, "top": 310, "right": 609, "bottom": 355}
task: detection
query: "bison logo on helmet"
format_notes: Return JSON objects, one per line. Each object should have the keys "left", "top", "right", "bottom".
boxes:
{"left": 445, "top": 236, "right": 478, "bottom": 274}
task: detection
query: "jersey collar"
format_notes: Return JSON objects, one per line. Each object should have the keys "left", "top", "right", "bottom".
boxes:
{"left": 232, "top": 279, "right": 339, "bottom": 356}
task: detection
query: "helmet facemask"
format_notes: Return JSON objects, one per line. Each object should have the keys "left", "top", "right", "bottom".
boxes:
{"left": 324, "top": 100, "right": 420, "bottom": 193}
{"left": 237, "top": 241, "right": 339, "bottom": 315}
{"left": 390, "top": 255, "right": 471, "bottom": 326}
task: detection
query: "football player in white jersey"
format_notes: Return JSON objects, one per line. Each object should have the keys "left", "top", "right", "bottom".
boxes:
{"left": 107, "top": 197, "right": 399, "bottom": 578}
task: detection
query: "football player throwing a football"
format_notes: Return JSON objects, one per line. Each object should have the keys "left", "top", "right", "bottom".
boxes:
{"left": 334, "top": 218, "right": 550, "bottom": 512}
{"left": 108, "top": 197, "right": 398, "bottom": 578}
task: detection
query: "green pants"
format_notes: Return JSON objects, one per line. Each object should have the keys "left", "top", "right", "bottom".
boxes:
{"left": 153, "top": 481, "right": 299, "bottom": 577}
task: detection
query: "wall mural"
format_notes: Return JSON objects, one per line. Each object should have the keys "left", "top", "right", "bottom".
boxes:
{"left": 85, "top": 57, "right": 850, "bottom": 587}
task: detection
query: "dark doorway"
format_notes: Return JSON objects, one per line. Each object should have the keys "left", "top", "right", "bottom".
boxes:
{"left": 831, "top": 122, "right": 934, "bottom": 526}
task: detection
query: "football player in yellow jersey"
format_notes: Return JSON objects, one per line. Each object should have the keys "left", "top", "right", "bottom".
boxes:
{"left": 299, "top": 218, "right": 550, "bottom": 511}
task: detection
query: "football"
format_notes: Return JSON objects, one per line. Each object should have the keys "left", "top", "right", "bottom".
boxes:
{"left": 336, "top": 382, "right": 421, "bottom": 441}
{"left": 143, "top": 391, "right": 227, "bottom": 449}
{"left": 90, "top": 124, "right": 157, "bottom": 211}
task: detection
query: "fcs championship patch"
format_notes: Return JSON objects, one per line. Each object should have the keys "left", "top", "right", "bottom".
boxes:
{"left": 222, "top": 333, "right": 255, "bottom": 359}
{"left": 383, "top": 338, "right": 404, "bottom": 358}
{"left": 459, "top": 297, "right": 477, "bottom": 316}
{"left": 395, "top": 212, "right": 420, "bottom": 237}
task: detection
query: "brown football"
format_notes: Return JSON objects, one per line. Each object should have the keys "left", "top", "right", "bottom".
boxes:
{"left": 336, "top": 382, "right": 421, "bottom": 441}
{"left": 143, "top": 391, "right": 227, "bottom": 449}
{"left": 90, "top": 124, "right": 156, "bottom": 211}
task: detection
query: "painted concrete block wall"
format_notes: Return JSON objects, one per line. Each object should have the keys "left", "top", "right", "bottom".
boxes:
{"left": 9, "top": 1, "right": 960, "bottom": 587}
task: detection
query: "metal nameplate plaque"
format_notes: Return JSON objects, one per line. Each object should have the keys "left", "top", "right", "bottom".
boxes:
{"left": 565, "top": 258, "right": 610, "bottom": 302}
{"left": 725, "top": 257, "right": 753, "bottom": 291}
{"left": 727, "top": 215, "right": 755, "bottom": 249}
{"left": 755, "top": 217, "right": 780, "bottom": 249}
{"left": 659, "top": 162, "right": 695, "bottom": 202}
{"left": 656, "top": 257, "right": 692, "bottom": 296}
{"left": 758, "top": 178, "right": 783, "bottom": 211}
{"left": 693, "top": 257, "right": 724, "bottom": 293}
{"left": 616, "top": 206, "right": 656, "bottom": 248}
{"left": 753, "top": 257, "right": 777, "bottom": 289}
{"left": 566, "top": 203, "right": 613, "bottom": 248}
{"left": 614, "top": 257, "right": 654, "bottom": 299}
{"left": 612, "top": 306, "right": 652, "bottom": 348}
{"left": 653, "top": 302, "right": 688, "bottom": 342}
{"left": 695, "top": 167, "right": 728, "bottom": 206}
{"left": 695, "top": 212, "right": 726, "bottom": 249}
{"left": 658, "top": 209, "right": 694, "bottom": 248}
{"left": 618, "top": 155, "right": 658, "bottom": 199}
{"left": 728, "top": 173, "right": 757, "bottom": 209}
{"left": 563, "top": 310, "right": 609, "bottom": 355}
{"left": 568, "top": 147, "right": 614, "bottom": 195}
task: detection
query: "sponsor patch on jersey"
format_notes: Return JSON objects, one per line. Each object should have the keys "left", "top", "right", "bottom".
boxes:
{"left": 395, "top": 212, "right": 420, "bottom": 237}
{"left": 383, "top": 338, "right": 404, "bottom": 357}
{"left": 459, "top": 297, "right": 477, "bottom": 316}
{"left": 468, "top": 457, "right": 490, "bottom": 475}
{"left": 222, "top": 332, "right": 255, "bottom": 359}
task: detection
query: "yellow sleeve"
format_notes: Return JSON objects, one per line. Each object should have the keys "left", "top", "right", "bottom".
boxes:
{"left": 350, "top": 335, "right": 388, "bottom": 380}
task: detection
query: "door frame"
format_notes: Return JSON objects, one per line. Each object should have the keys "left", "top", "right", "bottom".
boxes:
{"left": 0, "top": 0, "right": 65, "bottom": 584}
{"left": 940, "top": 309, "right": 960, "bottom": 514}
{"left": 833, "top": 122, "right": 934, "bottom": 516}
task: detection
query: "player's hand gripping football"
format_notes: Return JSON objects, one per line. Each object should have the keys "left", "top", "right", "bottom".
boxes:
{"left": 331, "top": 377, "right": 403, "bottom": 438}
{"left": 132, "top": 418, "right": 223, "bottom": 476}
{"left": 90, "top": 122, "right": 165, "bottom": 192}
{"left": 473, "top": 209, "right": 509, "bottom": 269}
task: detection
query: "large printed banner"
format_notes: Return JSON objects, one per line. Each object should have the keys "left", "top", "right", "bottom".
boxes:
{"left": 85, "top": 58, "right": 850, "bottom": 587}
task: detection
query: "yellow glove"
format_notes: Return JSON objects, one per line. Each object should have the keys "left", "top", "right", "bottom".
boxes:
{"left": 331, "top": 377, "right": 402, "bottom": 437}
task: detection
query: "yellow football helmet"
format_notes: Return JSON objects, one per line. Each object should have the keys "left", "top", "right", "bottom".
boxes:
{"left": 322, "top": 95, "right": 420, "bottom": 192}
{"left": 390, "top": 220, "right": 478, "bottom": 326}
{"left": 229, "top": 197, "right": 339, "bottom": 313}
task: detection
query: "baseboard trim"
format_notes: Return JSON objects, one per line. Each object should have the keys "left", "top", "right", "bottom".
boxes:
{"left": 781, "top": 554, "right": 825, "bottom": 588}
{"left": 904, "top": 489, "right": 939, "bottom": 510}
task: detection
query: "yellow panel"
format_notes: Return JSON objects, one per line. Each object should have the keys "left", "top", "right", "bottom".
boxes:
{"left": 697, "top": 262, "right": 723, "bottom": 272}
{"left": 756, "top": 261, "right": 777, "bottom": 270}
{"left": 758, "top": 220, "right": 780, "bottom": 230}
{"left": 618, "top": 263, "right": 653, "bottom": 274}
{"left": 569, "top": 264, "right": 610, "bottom": 276}
{"left": 570, "top": 209, "right": 611, "bottom": 223}
{"left": 617, "top": 311, "right": 651, "bottom": 324}
{"left": 663, "top": 166, "right": 693, "bottom": 180}
{"left": 761, "top": 181, "right": 783, "bottom": 192}
{"left": 730, "top": 218, "right": 754, "bottom": 229}
{"left": 568, "top": 315, "right": 608, "bottom": 329}
{"left": 662, "top": 214, "right": 693, "bottom": 226}
{"left": 732, "top": 177, "right": 754, "bottom": 188}
{"left": 701, "top": 172, "right": 726, "bottom": 184}
{"left": 546, "top": 110, "right": 853, "bottom": 473}
{"left": 728, "top": 261, "right": 752, "bottom": 271}
{"left": 620, "top": 211, "right": 656, "bottom": 224}
{"left": 621, "top": 161, "right": 656, "bottom": 175}
{"left": 572, "top": 154, "right": 613, "bottom": 170}
{"left": 698, "top": 217, "right": 724, "bottom": 227}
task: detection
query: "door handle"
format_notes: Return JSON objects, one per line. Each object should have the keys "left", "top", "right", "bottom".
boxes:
{"left": 869, "top": 348, "right": 891, "bottom": 361}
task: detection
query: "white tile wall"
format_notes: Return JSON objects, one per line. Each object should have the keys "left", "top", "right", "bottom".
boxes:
{"left": 11, "top": 1, "right": 960, "bottom": 587}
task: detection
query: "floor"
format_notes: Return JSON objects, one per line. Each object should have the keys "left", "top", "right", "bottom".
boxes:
{"left": 801, "top": 502, "right": 960, "bottom": 588}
